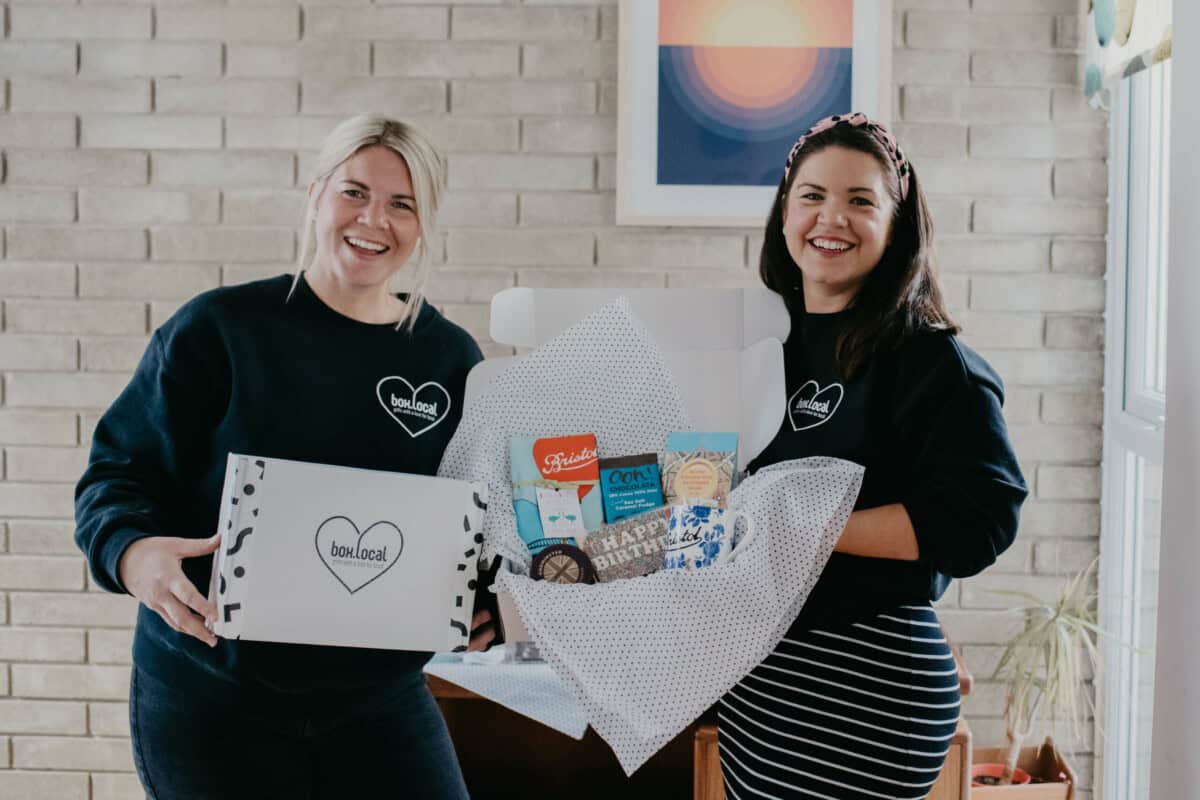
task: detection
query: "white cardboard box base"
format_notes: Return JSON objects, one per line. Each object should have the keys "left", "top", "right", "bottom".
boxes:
{"left": 209, "top": 453, "right": 487, "bottom": 653}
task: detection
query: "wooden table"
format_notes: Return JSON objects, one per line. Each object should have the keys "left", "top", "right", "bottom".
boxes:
{"left": 428, "top": 674, "right": 705, "bottom": 799}
{"left": 429, "top": 646, "right": 973, "bottom": 799}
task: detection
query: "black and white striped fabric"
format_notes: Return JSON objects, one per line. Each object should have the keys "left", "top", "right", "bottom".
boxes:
{"left": 718, "top": 604, "right": 961, "bottom": 800}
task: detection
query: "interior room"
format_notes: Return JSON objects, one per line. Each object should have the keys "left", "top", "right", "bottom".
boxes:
{"left": 0, "top": 1, "right": 1193, "bottom": 798}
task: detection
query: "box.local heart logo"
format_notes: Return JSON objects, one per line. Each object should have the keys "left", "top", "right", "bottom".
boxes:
{"left": 376, "top": 376, "right": 450, "bottom": 438}
{"left": 315, "top": 516, "right": 404, "bottom": 594}
{"left": 787, "top": 380, "right": 844, "bottom": 431}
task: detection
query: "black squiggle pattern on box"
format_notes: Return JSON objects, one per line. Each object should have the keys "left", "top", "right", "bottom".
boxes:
{"left": 448, "top": 497, "right": 488, "bottom": 652}
{"left": 210, "top": 456, "right": 262, "bottom": 640}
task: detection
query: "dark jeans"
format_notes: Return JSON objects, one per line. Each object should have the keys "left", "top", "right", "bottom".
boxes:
{"left": 129, "top": 665, "right": 469, "bottom": 800}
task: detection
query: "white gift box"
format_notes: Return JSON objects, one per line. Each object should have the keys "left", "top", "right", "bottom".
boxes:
{"left": 436, "top": 294, "right": 862, "bottom": 774}
{"left": 434, "top": 296, "right": 864, "bottom": 777}
{"left": 207, "top": 453, "right": 487, "bottom": 652}
{"left": 466, "top": 287, "right": 790, "bottom": 636}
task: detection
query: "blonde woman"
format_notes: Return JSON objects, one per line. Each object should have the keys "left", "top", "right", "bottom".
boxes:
{"left": 75, "top": 115, "right": 485, "bottom": 799}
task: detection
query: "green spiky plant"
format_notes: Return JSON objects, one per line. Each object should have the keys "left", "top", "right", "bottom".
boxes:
{"left": 987, "top": 558, "right": 1103, "bottom": 786}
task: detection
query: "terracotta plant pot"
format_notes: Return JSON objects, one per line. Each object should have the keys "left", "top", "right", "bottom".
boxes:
{"left": 972, "top": 762, "right": 1032, "bottom": 786}
{"left": 970, "top": 736, "right": 1076, "bottom": 799}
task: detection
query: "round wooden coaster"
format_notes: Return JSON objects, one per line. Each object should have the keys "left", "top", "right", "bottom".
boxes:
{"left": 531, "top": 543, "right": 596, "bottom": 584}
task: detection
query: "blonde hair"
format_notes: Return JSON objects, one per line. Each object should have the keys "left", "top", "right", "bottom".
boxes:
{"left": 292, "top": 113, "right": 446, "bottom": 331}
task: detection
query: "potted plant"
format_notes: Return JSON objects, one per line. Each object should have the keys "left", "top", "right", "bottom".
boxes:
{"left": 971, "top": 558, "right": 1103, "bottom": 797}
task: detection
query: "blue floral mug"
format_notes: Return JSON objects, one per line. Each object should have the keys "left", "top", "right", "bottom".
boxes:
{"left": 663, "top": 505, "right": 757, "bottom": 571}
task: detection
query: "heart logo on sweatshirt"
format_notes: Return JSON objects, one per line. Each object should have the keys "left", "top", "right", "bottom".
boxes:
{"left": 376, "top": 377, "right": 451, "bottom": 437}
{"left": 787, "top": 380, "right": 844, "bottom": 431}
{"left": 315, "top": 516, "right": 404, "bottom": 594}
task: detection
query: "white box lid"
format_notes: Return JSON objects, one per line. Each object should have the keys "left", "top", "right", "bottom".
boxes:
{"left": 465, "top": 288, "right": 790, "bottom": 470}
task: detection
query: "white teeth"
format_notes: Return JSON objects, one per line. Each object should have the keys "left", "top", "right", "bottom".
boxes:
{"left": 812, "top": 238, "right": 852, "bottom": 252}
{"left": 347, "top": 237, "right": 387, "bottom": 252}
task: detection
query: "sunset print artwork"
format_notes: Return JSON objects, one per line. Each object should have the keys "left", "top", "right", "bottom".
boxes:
{"left": 656, "top": 0, "right": 853, "bottom": 186}
{"left": 618, "top": 0, "right": 890, "bottom": 226}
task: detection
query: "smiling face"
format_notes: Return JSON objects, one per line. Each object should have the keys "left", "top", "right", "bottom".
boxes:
{"left": 782, "top": 145, "right": 896, "bottom": 312}
{"left": 308, "top": 145, "right": 421, "bottom": 292}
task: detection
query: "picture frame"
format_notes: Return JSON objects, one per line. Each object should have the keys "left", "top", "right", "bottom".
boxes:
{"left": 617, "top": 0, "right": 893, "bottom": 228}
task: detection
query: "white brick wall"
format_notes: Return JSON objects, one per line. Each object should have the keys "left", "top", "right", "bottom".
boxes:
{"left": 0, "top": 2, "right": 1106, "bottom": 797}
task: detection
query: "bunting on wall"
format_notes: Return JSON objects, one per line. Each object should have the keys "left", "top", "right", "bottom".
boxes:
{"left": 1085, "top": 0, "right": 1172, "bottom": 104}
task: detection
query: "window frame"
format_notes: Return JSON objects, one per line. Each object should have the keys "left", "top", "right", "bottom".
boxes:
{"left": 1099, "top": 59, "right": 1171, "bottom": 800}
{"left": 1119, "top": 64, "right": 1171, "bottom": 425}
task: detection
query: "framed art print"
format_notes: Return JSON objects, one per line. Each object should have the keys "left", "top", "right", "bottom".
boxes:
{"left": 617, "top": 0, "right": 892, "bottom": 227}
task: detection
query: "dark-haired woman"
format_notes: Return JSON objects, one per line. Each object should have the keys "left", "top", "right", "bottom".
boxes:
{"left": 717, "top": 113, "right": 1027, "bottom": 799}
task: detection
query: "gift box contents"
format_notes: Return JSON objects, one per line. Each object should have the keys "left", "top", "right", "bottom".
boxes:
{"left": 509, "top": 431, "right": 740, "bottom": 587}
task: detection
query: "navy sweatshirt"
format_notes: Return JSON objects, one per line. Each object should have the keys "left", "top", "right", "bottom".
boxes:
{"left": 75, "top": 274, "right": 483, "bottom": 692}
{"left": 749, "top": 310, "right": 1028, "bottom": 628}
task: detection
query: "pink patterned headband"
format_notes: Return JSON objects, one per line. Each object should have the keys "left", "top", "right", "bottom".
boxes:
{"left": 784, "top": 112, "right": 911, "bottom": 201}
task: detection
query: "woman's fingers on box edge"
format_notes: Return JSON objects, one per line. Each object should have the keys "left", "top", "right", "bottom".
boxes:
{"left": 160, "top": 595, "right": 217, "bottom": 647}
{"left": 170, "top": 578, "right": 217, "bottom": 624}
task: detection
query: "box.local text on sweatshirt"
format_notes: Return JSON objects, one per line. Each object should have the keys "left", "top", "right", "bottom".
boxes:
{"left": 209, "top": 454, "right": 487, "bottom": 652}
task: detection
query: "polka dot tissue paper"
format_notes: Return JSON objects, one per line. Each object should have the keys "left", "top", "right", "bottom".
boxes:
{"left": 438, "top": 296, "right": 864, "bottom": 775}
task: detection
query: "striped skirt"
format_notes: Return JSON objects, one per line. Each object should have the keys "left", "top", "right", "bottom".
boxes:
{"left": 718, "top": 604, "right": 961, "bottom": 800}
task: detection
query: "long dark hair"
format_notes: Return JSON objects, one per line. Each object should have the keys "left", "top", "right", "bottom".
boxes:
{"left": 760, "top": 123, "right": 957, "bottom": 381}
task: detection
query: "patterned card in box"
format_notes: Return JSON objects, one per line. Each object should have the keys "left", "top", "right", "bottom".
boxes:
{"left": 510, "top": 434, "right": 602, "bottom": 555}
{"left": 660, "top": 432, "right": 738, "bottom": 508}
{"left": 535, "top": 487, "right": 588, "bottom": 540}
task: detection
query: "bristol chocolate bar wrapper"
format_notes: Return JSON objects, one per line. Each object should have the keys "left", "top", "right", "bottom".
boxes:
{"left": 510, "top": 434, "right": 602, "bottom": 555}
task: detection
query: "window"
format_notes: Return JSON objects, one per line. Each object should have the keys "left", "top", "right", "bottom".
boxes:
{"left": 1100, "top": 59, "right": 1170, "bottom": 800}
{"left": 1119, "top": 61, "right": 1171, "bottom": 423}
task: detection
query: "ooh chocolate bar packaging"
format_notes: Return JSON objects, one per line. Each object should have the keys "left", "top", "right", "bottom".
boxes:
{"left": 598, "top": 453, "right": 664, "bottom": 523}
